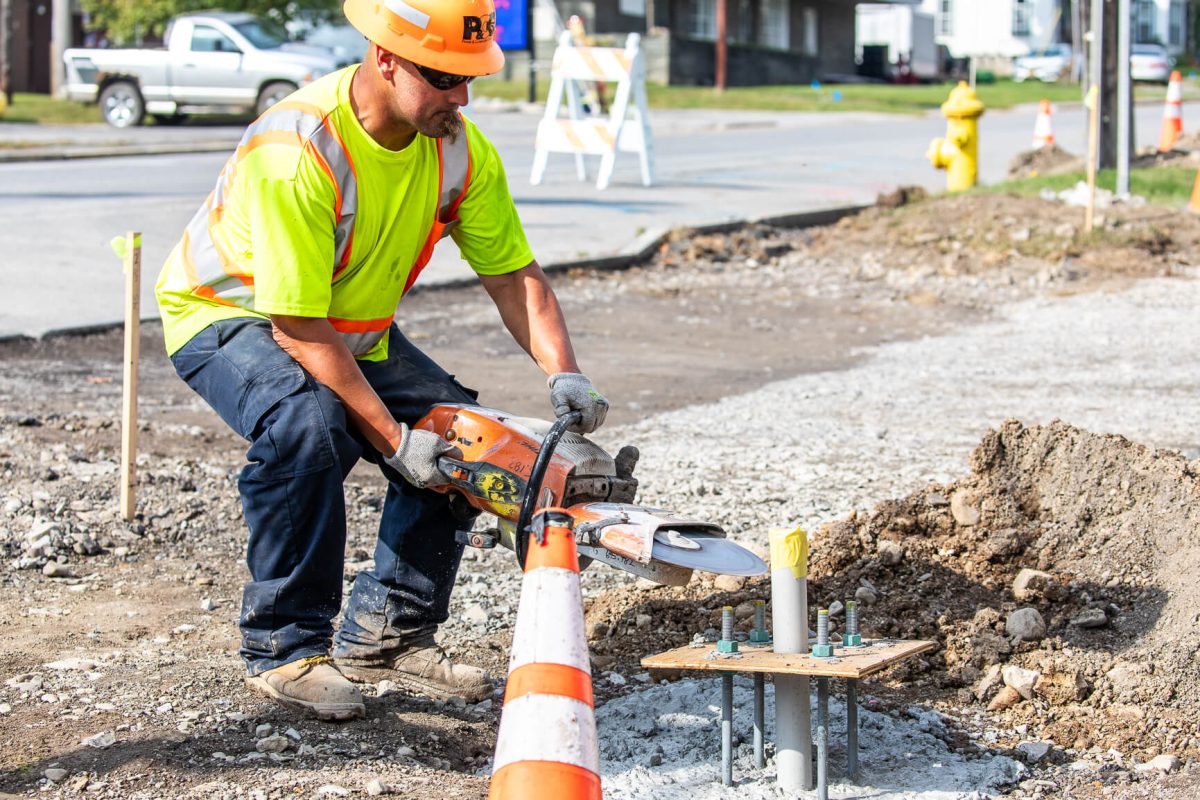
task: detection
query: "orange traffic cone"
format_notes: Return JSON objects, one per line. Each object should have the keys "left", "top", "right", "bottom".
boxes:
{"left": 1032, "top": 99, "right": 1055, "bottom": 149}
{"left": 489, "top": 509, "right": 601, "bottom": 800}
{"left": 1158, "top": 70, "right": 1184, "bottom": 152}
{"left": 1188, "top": 169, "right": 1200, "bottom": 213}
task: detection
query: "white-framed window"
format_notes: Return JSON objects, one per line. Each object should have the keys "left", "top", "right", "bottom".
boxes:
{"left": 687, "top": 0, "right": 716, "bottom": 40}
{"left": 802, "top": 6, "right": 818, "bottom": 57}
{"left": 759, "top": 0, "right": 789, "bottom": 49}
{"left": 938, "top": 0, "right": 954, "bottom": 36}
{"left": 1169, "top": 0, "right": 1185, "bottom": 47}
{"left": 1012, "top": 0, "right": 1032, "bottom": 36}
{"left": 619, "top": 0, "right": 646, "bottom": 18}
{"left": 1135, "top": 0, "right": 1156, "bottom": 42}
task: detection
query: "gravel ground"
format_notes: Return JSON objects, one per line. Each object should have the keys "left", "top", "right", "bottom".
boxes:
{"left": 2, "top": 193, "right": 1198, "bottom": 798}
{"left": 582, "top": 276, "right": 1200, "bottom": 800}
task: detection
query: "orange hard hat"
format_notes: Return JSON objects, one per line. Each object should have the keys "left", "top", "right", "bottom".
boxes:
{"left": 343, "top": 0, "right": 504, "bottom": 76}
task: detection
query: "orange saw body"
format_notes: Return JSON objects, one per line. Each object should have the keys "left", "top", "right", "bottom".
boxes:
{"left": 414, "top": 404, "right": 767, "bottom": 585}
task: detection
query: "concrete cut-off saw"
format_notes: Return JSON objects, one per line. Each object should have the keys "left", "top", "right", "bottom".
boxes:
{"left": 416, "top": 404, "right": 767, "bottom": 585}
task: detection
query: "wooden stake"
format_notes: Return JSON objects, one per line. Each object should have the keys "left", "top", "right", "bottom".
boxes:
{"left": 1085, "top": 85, "right": 1100, "bottom": 233}
{"left": 119, "top": 232, "right": 141, "bottom": 521}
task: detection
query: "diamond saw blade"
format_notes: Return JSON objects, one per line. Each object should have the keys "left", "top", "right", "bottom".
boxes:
{"left": 650, "top": 533, "right": 767, "bottom": 576}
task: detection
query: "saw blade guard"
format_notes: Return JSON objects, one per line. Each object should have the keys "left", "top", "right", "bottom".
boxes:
{"left": 568, "top": 502, "right": 767, "bottom": 577}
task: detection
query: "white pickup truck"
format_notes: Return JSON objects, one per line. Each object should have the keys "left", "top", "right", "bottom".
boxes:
{"left": 63, "top": 12, "right": 344, "bottom": 128}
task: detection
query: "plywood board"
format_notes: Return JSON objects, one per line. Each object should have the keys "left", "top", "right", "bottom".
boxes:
{"left": 641, "top": 639, "right": 936, "bottom": 679}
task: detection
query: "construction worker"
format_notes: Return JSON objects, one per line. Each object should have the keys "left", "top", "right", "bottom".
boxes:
{"left": 154, "top": 0, "right": 608, "bottom": 721}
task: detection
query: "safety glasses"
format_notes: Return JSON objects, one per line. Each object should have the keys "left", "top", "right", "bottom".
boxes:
{"left": 413, "top": 62, "right": 474, "bottom": 91}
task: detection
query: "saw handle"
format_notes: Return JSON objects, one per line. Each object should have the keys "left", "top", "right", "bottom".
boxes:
{"left": 515, "top": 410, "right": 582, "bottom": 569}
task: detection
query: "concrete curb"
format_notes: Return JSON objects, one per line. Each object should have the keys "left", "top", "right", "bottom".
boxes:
{"left": 0, "top": 140, "right": 239, "bottom": 163}
{"left": 0, "top": 202, "right": 871, "bottom": 344}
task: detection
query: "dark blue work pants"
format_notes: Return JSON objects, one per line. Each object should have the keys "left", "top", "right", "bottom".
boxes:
{"left": 170, "top": 318, "right": 476, "bottom": 675}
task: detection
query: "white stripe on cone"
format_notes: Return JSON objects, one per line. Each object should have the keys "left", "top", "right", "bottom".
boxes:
{"left": 492, "top": 692, "right": 601, "bottom": 772}
{"left": 508, "top": 567, "right": 591, "bottom": 672}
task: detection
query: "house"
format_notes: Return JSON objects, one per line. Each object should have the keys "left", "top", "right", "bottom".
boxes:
{"left": 914, "top": 0, "right": 1189, "bottom": 75}
{"left": 534, "top": 0, "right": 915, "bottom": 86}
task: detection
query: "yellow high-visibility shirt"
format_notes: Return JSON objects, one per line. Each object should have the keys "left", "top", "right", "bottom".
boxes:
{"left": 156, "top": 66, "right": 532, "bottom": 360}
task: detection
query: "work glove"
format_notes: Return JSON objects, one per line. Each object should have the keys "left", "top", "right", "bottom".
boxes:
{"left": 383, "top": 424, "right": 460, "bottom": 489}
{"left": 548, "top": 372, "right": 609, "bottom": 434}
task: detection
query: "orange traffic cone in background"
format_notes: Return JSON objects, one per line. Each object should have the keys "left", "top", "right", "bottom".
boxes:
{"left": 489, "top": 509, "right": 601, "bottom": 800}
{"left": 1032, "top": 99, "right": 1055, "bottom": 149}
{"left": 1158, "top": 70, "right": 1184, "bottom": 152}
{"left": 1188, "top": 169, "right": 1200, "bottom": 213}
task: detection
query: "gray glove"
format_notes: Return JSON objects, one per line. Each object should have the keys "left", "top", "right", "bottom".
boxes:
{"left": 548, "top": 372, "right": 609, "bottom": 434}
{"left": 383, "top": 424, "right": 460, "bottom": 489}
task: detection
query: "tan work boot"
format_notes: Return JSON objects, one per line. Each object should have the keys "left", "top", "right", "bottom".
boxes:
{"left": 245, "top": 655, "right": 365, "bottom": 721}
{"left": 335, "top": 636, "right": 493, "bottom": 703}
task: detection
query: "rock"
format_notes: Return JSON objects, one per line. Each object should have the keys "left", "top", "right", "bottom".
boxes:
{"left": 713, "top": 574, "right": 746, "bottom": 592}
{"left": 1070, "top": 608, "right": 1108, "bottom": 628}
{"left": 1035, "top": 670, "right": 1091, "bottom": 704}
{"left": 82, "top": 731, "right": 116, "bottom": 749}
{"left": 1012, "top": 569, "right": 1053, "bottom": 601}
{"left": 648, "top": 752, "right": 663, "bottom": 767}
{"left": 733, "top": 602, "right": 755, "bottom": 620}
{"left": 254, "top": 723, "right": 273, "bottom": 739}
{"left": 285, "top": 728, "right": 302, "bottom": 741}
{"left": 606, "top": 672, "right": 627, "bottom": 686}
{"left": 7, "top": 673, "right": 43, "bottom": 692}
{"left": 985, "top": 528, "right": 1024, "bottom": 558}
{"left": 42, "top": 561, "right": 73, "bottom": 578}
{"left": 473, "top": 699, "right": 493, "bottom": 713}
{"left": 462, "top": 605, "right": 488, "bottom": 625}
{"left": 828, "top": 600, "right": 844, "bottom": 617}
{"left": 988, "top": 686, "right": 1022, "bottom": 711}
{"left": 396, "top": 746, "right": 416, "bottom": 758}
{"left": 316, "top": 786, "right": 349, "bottom": 797}
{"left": 974, "top": 664, "right": 1003, "bottom": 702}
{"left": 926, "top": 492, "right": 949, "bottom": 507}
{"left": 1135, "top": 754, "right": 1179, "bottom": 774}
{"left": 199, "top": 598, "right": 216, "bottom": 612}
{"left": 0, "top": 703, "right": 10, "bottom": 714}
{"left": 635, "top": 614, "right": 652, "bottom": 629}
{"left": 877, "top": 540, "right": 903, "bottom": 566}
{"left": 1006, "top": 608, "right": 1046, "bottom": 642}
{"left": 587, "top": 622, "right": 610, "bottom": 638}
{"left": 950, "top": 492, "right": 980, "bottom": 526}
{"left": 1002, "top": 665, "right": 1041, "bottom": 699}
{"left": 854, "top": 587, "right": 877, "bottom": 606}
{"left": 44, "top": 768, "right": 69, "bottom": 782}
{"left": 366, "top": 779, "right": 391, "bottom": 796}
{"left": 1018, "top": 741, "right": 1053, "bottom": 763}
{"left": 43, "top": 658, "right": 100, "bottom": 671}
{"left": 256, "top": 734, "right": 290, "bottom": 753}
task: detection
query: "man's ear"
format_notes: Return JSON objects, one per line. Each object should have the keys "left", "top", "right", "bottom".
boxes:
{"left": 374, "top": 45, "right": 401, "bottom": 82}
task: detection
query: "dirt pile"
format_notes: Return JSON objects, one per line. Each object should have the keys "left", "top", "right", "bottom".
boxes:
{"left": 1008, "top": 145, "right": 1082, "bottom": 179}
{"left": 811, "top": 418, "right": 1200, "bottom": 757}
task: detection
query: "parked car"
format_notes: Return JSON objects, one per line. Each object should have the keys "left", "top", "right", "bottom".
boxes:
{"left": 1130, "top": 43, "right": 1172, "bottom": 83}
{"left": 1012, "top": 44, "right": 1072, "bottom": 83}
{"left": 63, "top": 12, "right": 339, "bottom": 128}
{"left": 296, "top": 22, "right": 368, "bottom": 67}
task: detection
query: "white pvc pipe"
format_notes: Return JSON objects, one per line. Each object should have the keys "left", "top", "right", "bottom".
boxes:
{"left": 770, "top": 527, "right": 812, "bottom": 791}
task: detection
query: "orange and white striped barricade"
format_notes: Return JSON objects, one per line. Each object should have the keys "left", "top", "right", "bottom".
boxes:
{"left": 1032, "top": 99, "right": 1054, "bottom": 149}
{"left": 489, "top": 509, "right": 602, "bottom": 800}
{"left": 1158, "top": 70, "right": 1183, "bottom": 153}
{"left": 530, "top": 31, "right": 654, "bottom": 191}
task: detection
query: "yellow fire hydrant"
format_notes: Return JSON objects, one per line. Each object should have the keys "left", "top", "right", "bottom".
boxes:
{"left": 927, "top": 81, "right": 985, "bottom": 192}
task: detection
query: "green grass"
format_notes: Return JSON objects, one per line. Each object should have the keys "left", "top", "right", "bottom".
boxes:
{"left": 474, "top": 77, "right": 1184, "bottom": 114}
{"left": 987, "top": 165, "right": 1197, "bottom": 207}
{"left": 0, "top": 92, "right": 102, "bottom": 124}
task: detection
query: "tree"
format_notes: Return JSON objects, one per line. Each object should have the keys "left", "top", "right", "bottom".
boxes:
{"left": 80, "top": 0, "right": 342, "bottom": 46}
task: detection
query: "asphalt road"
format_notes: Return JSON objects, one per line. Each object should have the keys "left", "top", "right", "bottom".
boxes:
{"left": 0, "top": 99, "right": 1186, "bottom": 339}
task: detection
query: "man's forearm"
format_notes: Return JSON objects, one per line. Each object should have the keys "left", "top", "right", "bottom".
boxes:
{"left": 270, "top": 315, "right": 403, "bottom": 454}
{"left": 480, "top": 262, "right": 581, "bottom": 375}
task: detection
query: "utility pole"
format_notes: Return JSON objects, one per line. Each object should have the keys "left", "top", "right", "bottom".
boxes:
{"left": 0, "top": 0, "right": 11, "bottom": 106}
{"left": 50, "top": 0, "right": 70, "bottom": 97}
{"left": 1098, "top": 0, "right": 1118, "bottom": 168}
{"left": 714, "top": 0, "right": 726, "bottom": 91}
{"left": 1116, "top": 0, "right": 1131, "bottom": 195}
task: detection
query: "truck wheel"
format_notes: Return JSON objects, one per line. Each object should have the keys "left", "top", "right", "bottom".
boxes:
{"left": 256, "top": 81, "right": 297, "bottom": 116}
{"left": 99, "top": 81, "right": 145, "bottom": 128}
